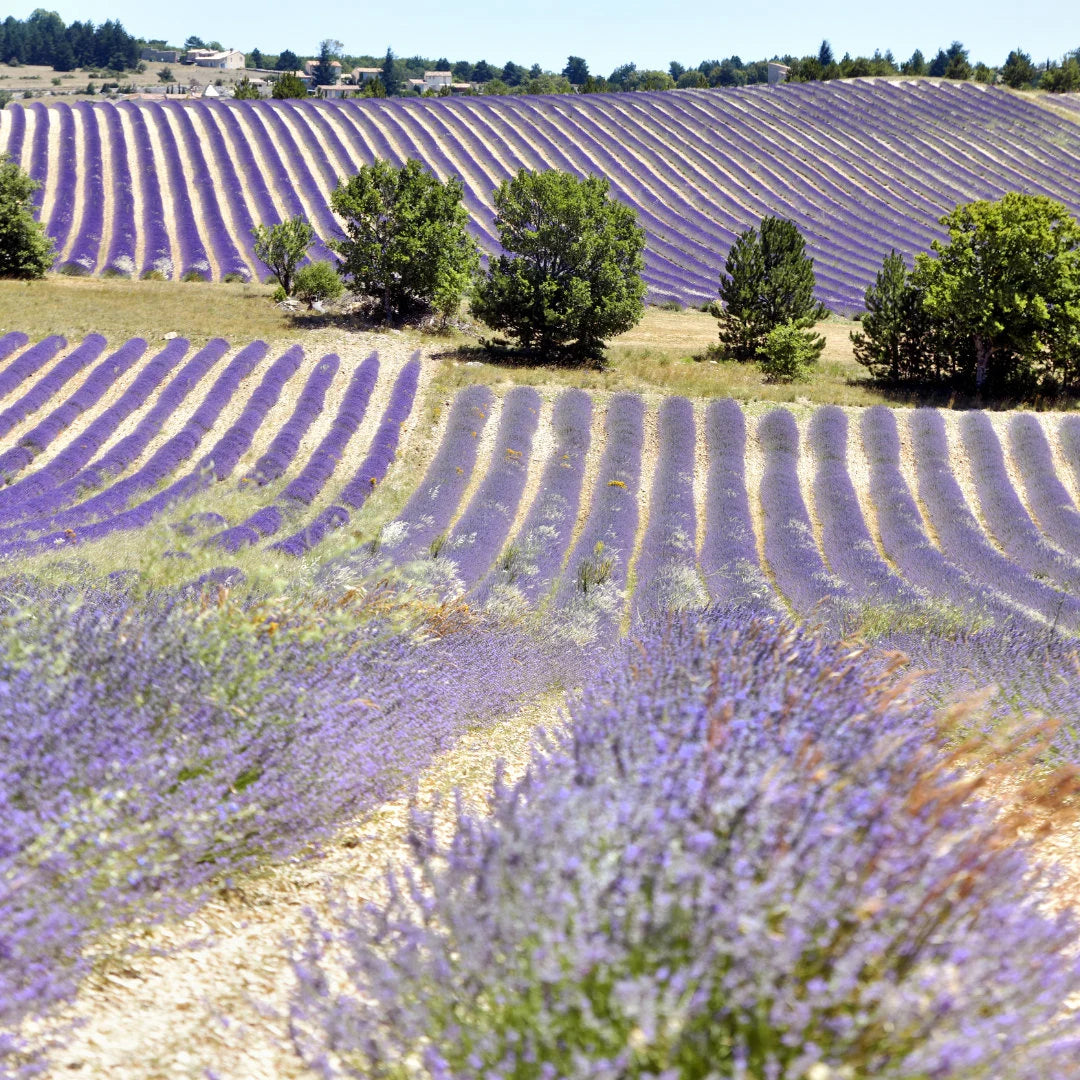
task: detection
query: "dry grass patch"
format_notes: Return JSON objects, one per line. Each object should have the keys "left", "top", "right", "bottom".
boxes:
{"left": 0, "top": 275, "right": 299, "bottom": 344}
{"left": 437, "top": 306, "right": 899, "bottom": 406}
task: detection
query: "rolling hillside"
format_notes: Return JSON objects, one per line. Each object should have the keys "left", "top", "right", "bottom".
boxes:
{"left": 2, "top": 79, "right": 1080, "bottom": 311}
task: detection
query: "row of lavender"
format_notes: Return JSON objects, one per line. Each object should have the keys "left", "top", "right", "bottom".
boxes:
{"left": 346, "top": 377, "right": 1080, "bottom": 637}
{"left": 6, "top": 329, "right": 1080, "bottom": 631}
{"left": 0, "top": 332, "right": 421, "bottom": 559}
{"left": 2, "top": 80, "right": 1078, "bottom": 308}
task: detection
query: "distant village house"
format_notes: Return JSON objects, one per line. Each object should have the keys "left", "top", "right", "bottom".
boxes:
{"left": 186, "top": 48, "right": 246, "bottom": 70}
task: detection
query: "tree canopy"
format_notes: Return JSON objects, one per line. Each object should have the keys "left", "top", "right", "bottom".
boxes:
{"left": 853, "top": 194, "right": 1080, "bottom": 397}
{"left": 717, "top": 216, "right": 827, "bottom": 363}
{"left": 251, "top": 216, "right": 314, "bottom": 295}
{"left": 0, "top": 153, "right": 54, "bottom": 279}
{"left": 330, "top": 159, "right": 477, "bottom": 323}
{"left": 472, "top": 169, "right": 646, "bottom": 364}
{"left": 271, "top": 72, "right": 307, "bottom": 99}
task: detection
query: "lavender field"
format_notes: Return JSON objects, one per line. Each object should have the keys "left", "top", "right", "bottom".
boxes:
{"left": 2, "top": 79, "right": 1080, "bottom": 310}
{"left": 3, "top": 323, "right": 1080, "bottom": 1074}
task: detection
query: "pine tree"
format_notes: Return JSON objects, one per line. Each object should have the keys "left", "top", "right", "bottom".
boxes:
{"left": 717, "top": 216, "right": 827, "bottom": 362}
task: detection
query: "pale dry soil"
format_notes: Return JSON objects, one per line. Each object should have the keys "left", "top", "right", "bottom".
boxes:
{"left": 55, "top": 694, "right": 567, "bottom": 1080}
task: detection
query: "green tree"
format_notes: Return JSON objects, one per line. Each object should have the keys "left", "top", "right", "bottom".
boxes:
{"left": 277, "top": 48, "right": 300, "bottom": 72}
{"left": 1000, "top": 49, "right": 1036, "bottom": 88}
{"left": 676, "top": 70, "right": 708, "bottom": 88}
{"left": 563, "top": 56, "right": 589, "bottom": 84}
{"left": 472, "top": 169, "right": 646, "bottom": 364}
{"left": 233, "top": 76, "right": 260, "bottom": 99}
{"left": 911, "top": 193, "right": 1080, "bottom": 393}
{"left": 313, "top": 39, "right": 340, "bottom": 86}
{"left": 850, "top": 251, "right": 938, "bottom": 384}
{"left": 330, "top": 159, "right": 477, "bottom": 323}
{"left": 357, "top": 77, "right": 387, "bottom": 98}
{"left": 902, "top": 49, "right": 927, "bottom": 76}
{"left": 271, "top": 72, "right": 307, "bottom": 99}
{"left": 381, "top": 47, "right": 397, "bottom": 94}
{"left": 943, "top": 41, "right": 972, "bottom": 80}
{"left": 818, "top": 40, "right": 834, "bottom": 67}
{"left": 157, "top": 66, "right": 173, "bottom": 84}
{"left": 1042, "top": 53, "right": 1080, "bottom": 93}
{"left": 250, "top": 48, "right": 264, "bottom": 69}
{"left": 717, "top": 216, "right": 827, "bottom": 362}
{"left": 0, "top": 153, "right": 55, "bottom": 278}
{"left": 758, "top": 322, "right": 822, "bottom": 382}
{"left": 293, "top": 260, "right": 345, "bottom": 307}
{"left": 251, "top": 215, "right": 314, "bottom": 295}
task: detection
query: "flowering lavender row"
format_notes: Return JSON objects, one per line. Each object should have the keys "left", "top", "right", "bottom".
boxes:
{"left": 632, "top": 395, "right": 706, "bottom": 619}
{"left": 444, "top": 385, "right": 541, "bottom": 585}
{"left": 382, "top": 383, "right": 494, "bottom": 562}
{"left": 22, "top": 345, "right": 301, "bottom": 552}
{"left": 6, "top": 81, "right": 1079, "bottom": 298}
{"left": 554, "top": 392, "right": 644, "bottom": 631}
{"left": 0, "top": 337, "right": 146, "bottom": 489}
{"left": 2, "top": 339, "right": 190, "bottom": 512}
{"left": 0, "top": 333, "right": 106, "bottom": 446}
{"left": 1007, "top": 414, "right": 1080, "bottom": 560}
{"left": 908, "top": 409, "right": 1080, "bottom": 629}
{"left": 101, "top": 104, "right": 137, "bottom": 276}
{"left": 244, "top": 354, "right": 340, "bottom": 486}
{"left": 291, "top": 612, "right": 1080, "bottom": 1079}
{"left": 25, "top": 102, "right": 49, "bottom": 214}
{"left": 699, "top": 398, "right": 775, "bottom": 610}
{"left": 210, "top": 354, "right": 377, "bottom": 553}
{"left": 338, "top": 354, "right": 421, "bottom": 509}
{"left": 860, "top": 406, "right": 1027, "bottom": 626}
{"left": 0, "top": 342, "right": 265, "bottom": 553}
{"left": 2, "top": 583, "right": 573, "bottom": 1076}
{"left": 3, "top": 98, "right": 25, "bottom": 163}
{"left": 272, "top": 356, "right": 423, "bottom": 558}
{"left": 0, "top": 334, "right": 65, "bottom": 404}
{"left": 43, "top": 103, "right": 77, "bottom": 262}
{"left": 1, "top": 339, "right": 227, "bottom": 530}
{"left": 165, "top": 103, "right": 250, "bottom": 280}
{"left": 960, "top": 412, "right": 1080, "bottom": 594}
{"left": 277, "top": 353, "right": 378, "bottom": 504}
{"left": 59, "top": 102, "right": 105, "bottom": 275}
{"left": 757, "top": 408, "right": 848, "bottom": 621}
{"left": 807, "top": 405, "right": 917, "bottom": 605}
{"left": 474, "top": 387, "right": 591, "bottom": 605}
{"left": 119, "top": 102, "right": 173, "bottom": 279}
{"left": 1057, "top": 413, "right": 1080, "bottom": 497}
{"left": 0, "top": 331, "right": 28, "bottom": 367}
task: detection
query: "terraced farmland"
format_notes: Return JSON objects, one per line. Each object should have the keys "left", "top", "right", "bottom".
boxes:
{"left": 4, "top": 331, "right": 1080, "bottom": 640}
{"left": 3, "top": 79, "right": 1080, "bottom": 310}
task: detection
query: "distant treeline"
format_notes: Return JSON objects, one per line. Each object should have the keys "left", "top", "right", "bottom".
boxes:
{"left": 0, "top": 10, "right": 138, "bottom": 72}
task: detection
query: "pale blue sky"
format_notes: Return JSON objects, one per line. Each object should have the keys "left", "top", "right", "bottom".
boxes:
{"left": 14, "top": 0, "right": 1079, "bottom": 73}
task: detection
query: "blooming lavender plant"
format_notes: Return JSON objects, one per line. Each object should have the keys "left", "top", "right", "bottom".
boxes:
{"left": 757, "top": 407, "right": 848, "bottom": 621}
{"left": 0, "top": 335, "right": 65, "bottom": 405}
{"left": 290, "top": 611, "right": 1080, "bottom": 1079}
{"left": 699, "top": 398, "right": 776, "bottom": 611}
{"left": 632, "top": 395, "right": 707, "bottom": 619}
{"left": 808, "top": 405, "right": 916, "bottom": 605}
{"left": 0, "top": 334, "right": 106, "bottom": 445}
{"left": 1009, "top": 413, "right": 1080, "bottom": 560}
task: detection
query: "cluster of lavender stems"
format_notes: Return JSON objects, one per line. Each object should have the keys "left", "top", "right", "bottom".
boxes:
{"left": 908, "top": 409, "right": 1080, "bottom": 630}
{"left": 699, "top": 398, "right": 777, "bottom": 612}
{"left": 290, "top": 611, "right": 1080, "bottom": 1079}
{"left": 757, "top": 407, "right": 848, "bottom": 621}
{"left": 1009, "top": 413, "right": 1080, "bottom": 561}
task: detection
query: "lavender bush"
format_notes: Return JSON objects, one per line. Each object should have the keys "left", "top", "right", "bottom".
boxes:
{"left": 0, "top": 335, "right": 65, "bottom": 404}
{"left": 291, "top": 612, "right": 1080, "bottom": 1079}
{"left": 632, "top": 395, "right": 707, "bottom": 618}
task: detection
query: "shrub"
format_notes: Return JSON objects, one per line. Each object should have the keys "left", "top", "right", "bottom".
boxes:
{"left": 290, "top": 614, "right": 1080, "bottom": 1079}
{"left": 251, "top": 216, "right": 314, "bottom": 297}
{"left": 292, "top": 260, "right": 344, "bottom": 307}
{"left": 472, "top": 169, "right": 646, "bottom": 364}
{"left": 717, "top": 215, "right": 827, "bottom": 361}
{"left": 757, "top": 320, "right": 822, "bottom": 381}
